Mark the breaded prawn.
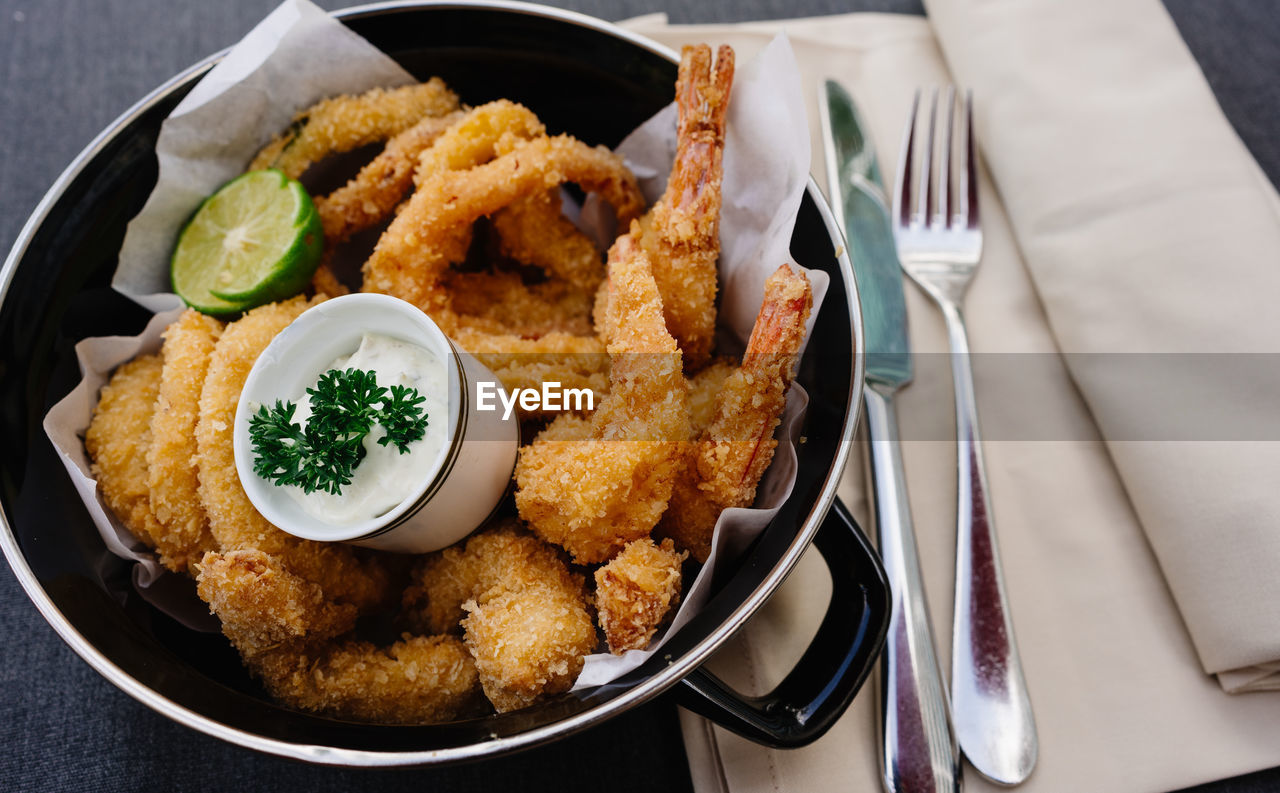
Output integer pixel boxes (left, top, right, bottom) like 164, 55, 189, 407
249, 80, 460, 178
195, 296, 392, 611
657, 264, 812, 562
515, 232, 691, 563
85, 355, 169, 564
594, 538, 686, 653
597, 45, 733, 371
146, 309, 222, 573
403, 523, 596, 712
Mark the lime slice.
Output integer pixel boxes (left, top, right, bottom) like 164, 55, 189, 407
171, 169, 323, 315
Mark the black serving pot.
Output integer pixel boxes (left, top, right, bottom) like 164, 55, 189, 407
0, 1, 887, 765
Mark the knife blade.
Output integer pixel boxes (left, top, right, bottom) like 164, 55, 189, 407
820, 79, 961, 793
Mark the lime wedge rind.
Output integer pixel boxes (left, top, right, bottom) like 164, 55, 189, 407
170, 169, 323, 316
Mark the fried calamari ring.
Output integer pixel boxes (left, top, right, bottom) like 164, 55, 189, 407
249, 80, 460, 178
253, 635, 483, 724
414, 103, 606, 306
492, 189, 605, 294
198, 549, 482, 724
413, 99, 545, 179
594, 538, 686, 654
361, 133, 645, 315
442, 267, 594, 338
85, 355, 170, 565
314, 109, 466, 246
515, 233, 691, 564
144, 309, 223, 573
195, 296, 392, 611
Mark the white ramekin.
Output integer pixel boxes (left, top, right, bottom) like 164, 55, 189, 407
233, 293, 518, 553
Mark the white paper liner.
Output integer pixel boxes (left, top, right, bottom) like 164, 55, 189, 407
43, 0, 831, 688
113, 0, 416, 312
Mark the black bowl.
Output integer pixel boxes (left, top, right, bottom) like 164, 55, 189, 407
0, 1, 887, 764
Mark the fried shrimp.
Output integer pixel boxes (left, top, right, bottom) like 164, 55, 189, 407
195, 296, 392, 611
631, 45, 734, 372
145, 309, 222, 572
361, 133, 644, 315
594, 538, 687, 654
198, 549, 482, 724
85, 355, 168, 563
314, 109, 466, 246
515, 233, 691, 564
402, 523, 596, 712
249, 80, 460, 178
687, 359, 736, 435
657, 264, 812, 562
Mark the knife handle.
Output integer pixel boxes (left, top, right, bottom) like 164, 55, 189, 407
865, 386, 961, 793
942, 303, 1037, 784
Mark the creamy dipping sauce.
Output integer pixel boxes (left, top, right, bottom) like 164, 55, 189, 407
275, 332, 449, 526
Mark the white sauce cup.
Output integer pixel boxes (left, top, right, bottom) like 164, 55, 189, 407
233, 293, 519, 553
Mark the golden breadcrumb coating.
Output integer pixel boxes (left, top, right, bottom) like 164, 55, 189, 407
361, 133, 644, 316
85, 354, 167, 562
492, 188, 605, 294
515, 233, 691, 564
657, 264, 812, 562
404, 523, 596, 712
196, 549, 357, 659
253, 635, 484, 724
198, 548, 482, 724
249, 80, 460, 178
195, 296, 392, 611
594, 538, 687, 653
315, 109, 466, 246
146, 309, 222, 573
637, 45, 734, 371
414, 100, 545, 178
687, 359, 736, 435
442, 267, 594, 339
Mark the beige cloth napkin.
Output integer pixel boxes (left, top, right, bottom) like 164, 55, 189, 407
622, 2, 1280, 791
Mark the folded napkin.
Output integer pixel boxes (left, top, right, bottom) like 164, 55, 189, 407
623, 2, 1280, 791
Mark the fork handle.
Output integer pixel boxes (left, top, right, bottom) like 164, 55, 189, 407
940, 303, 1038, 785
865, 386, 961, 793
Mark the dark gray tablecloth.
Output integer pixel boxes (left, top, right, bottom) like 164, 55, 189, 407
1, 1, 1277, 791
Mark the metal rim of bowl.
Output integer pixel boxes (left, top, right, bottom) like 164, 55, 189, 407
0, 0, 866, 766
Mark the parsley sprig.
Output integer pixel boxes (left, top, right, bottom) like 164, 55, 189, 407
248, 368, 429, 496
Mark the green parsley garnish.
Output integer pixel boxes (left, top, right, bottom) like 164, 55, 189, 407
248, 367, 429, 496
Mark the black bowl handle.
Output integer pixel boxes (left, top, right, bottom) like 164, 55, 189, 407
675, 498, 891, 748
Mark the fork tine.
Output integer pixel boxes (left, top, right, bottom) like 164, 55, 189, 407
936, 86, 956, 228
915, 87, 937, 225
894, 89, 920, 227
958, 89, 979, 229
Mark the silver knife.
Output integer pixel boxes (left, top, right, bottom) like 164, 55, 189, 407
820, 79, 961, 793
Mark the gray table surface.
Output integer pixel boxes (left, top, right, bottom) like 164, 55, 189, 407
1, 1, 1277, 791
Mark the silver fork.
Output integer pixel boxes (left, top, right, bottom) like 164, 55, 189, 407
892, 87, 1038, 786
